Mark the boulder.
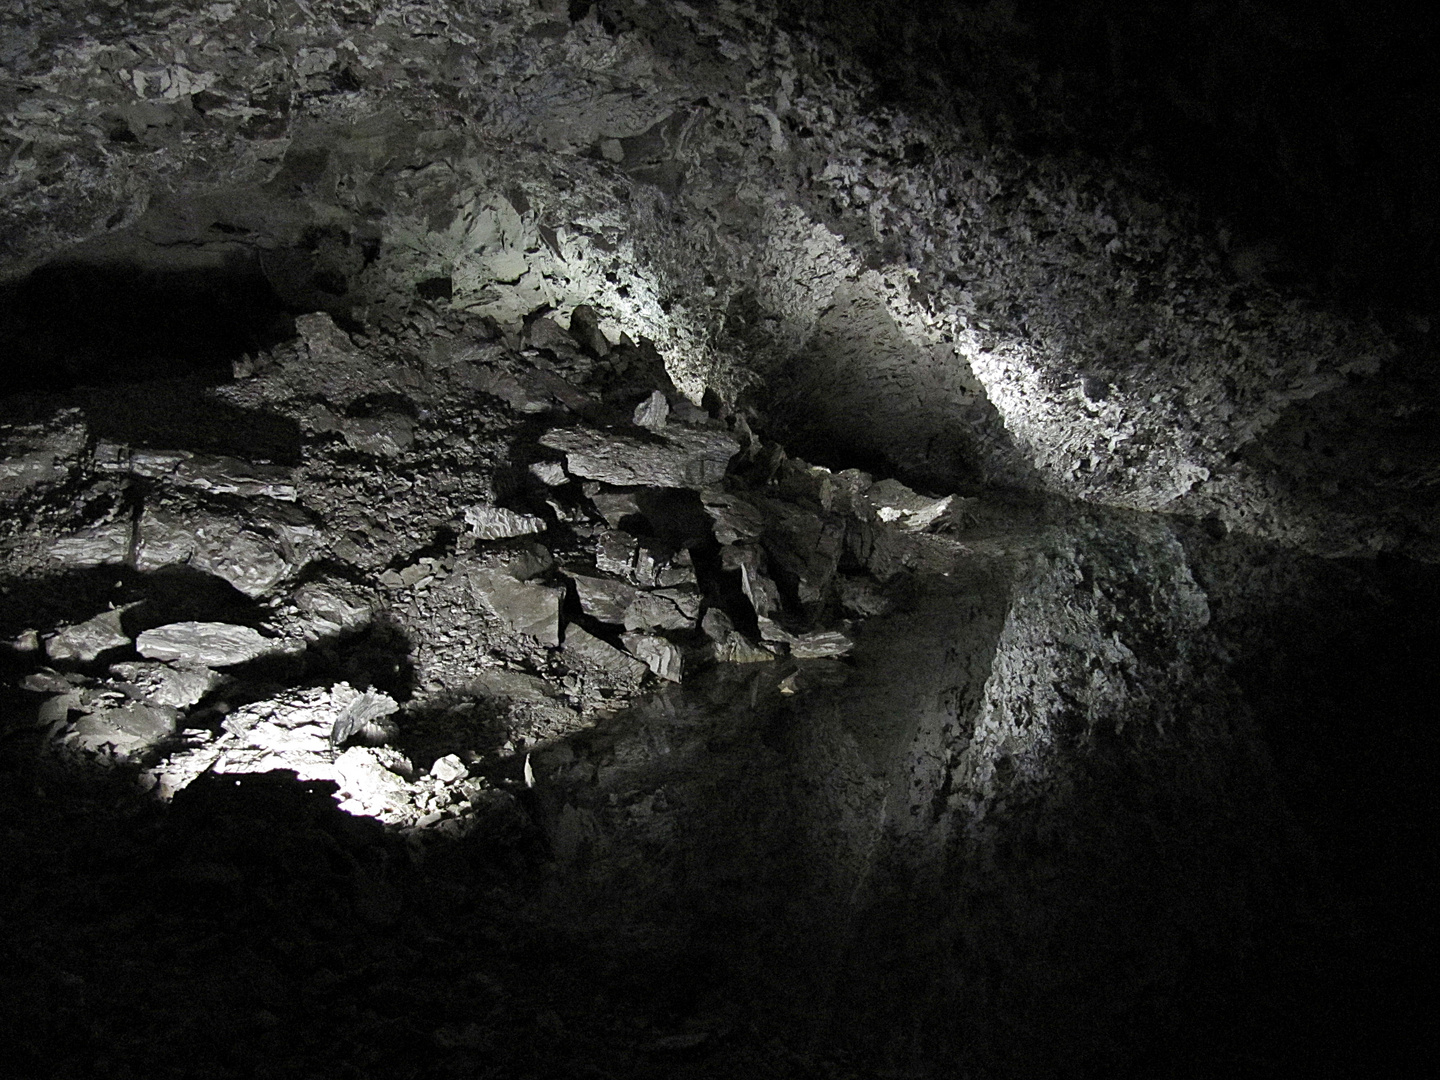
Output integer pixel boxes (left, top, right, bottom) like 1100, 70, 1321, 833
463, 504, 547, 540
622, 631, 684, 683
136, 622, 271, 667
540, 424, 739, 489
469, 568, 563, 646
45, 608, 131, 663
109, 661, 222, 709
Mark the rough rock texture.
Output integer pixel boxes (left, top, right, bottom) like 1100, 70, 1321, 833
0, 3, 1433, 1080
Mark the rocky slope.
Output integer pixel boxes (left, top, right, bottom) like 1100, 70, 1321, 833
1, 2, 1434, 1078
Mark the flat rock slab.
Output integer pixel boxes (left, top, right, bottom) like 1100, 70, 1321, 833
622, 631, 684, 682
561, 625, 648, 685
46, 609, 131, 663
541, 424, 739, 489
136, 622, 271, 667
469, 568, 563, 646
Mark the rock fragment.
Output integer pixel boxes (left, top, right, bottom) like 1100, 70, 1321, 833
561, 625, 649, 685
136, 622, 271, 667
430, 754, 468, 783
464, 504, 547, 539
632, 390, 670, 431
48, 523, 131, 567
109, 662, 222, 709
540, 425, 739, 489
468, 566, 563, 645
788, 629, 855, 659
567, 304, 611, 357
45, 608, 132, 663
622, 631, 684, 682
67, 701, 179, 758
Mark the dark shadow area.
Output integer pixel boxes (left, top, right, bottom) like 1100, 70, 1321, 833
775, 0, 1440, 319
0, 252, 296, 393
1177, 532, 1439, 1077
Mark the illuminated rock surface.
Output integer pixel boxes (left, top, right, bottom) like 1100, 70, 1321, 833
0, 3, 1434, 1079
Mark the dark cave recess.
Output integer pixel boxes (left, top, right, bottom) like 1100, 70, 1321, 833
0, 251, 296, 394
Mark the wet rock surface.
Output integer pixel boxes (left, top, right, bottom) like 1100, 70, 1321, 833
0, 3, 1433, 1079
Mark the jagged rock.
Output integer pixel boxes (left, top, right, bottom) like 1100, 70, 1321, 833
561, 625, 648, 685
0, 411, 86, 496
66, 700, 179, 759
48, 522, 131, 567
788, 629, 855, 660
45, 608, 131, 663
567, 304, 611, 357
700, 608, 776, 664
463, 504, 547, 540
722, 544, 786, 638
529, 461, 568, 486
468, 566, 563, 646
134, 508, 315, 599
838, 576, 892, 618
92, 444, 297, 500
632, 390, 670, 431
540, 425, 739, 489
136, 622, 271, 667
526, 315, 580, 355
589, 491, 643, 530
569, 573, 698, 631
702, 491, 767, 545
290, 580, 374, 638
430, 754, 468, 783
109, 662, 222, 709
330, 686, 400, 752
622, 631, 684, 683
861, 478, 961, 531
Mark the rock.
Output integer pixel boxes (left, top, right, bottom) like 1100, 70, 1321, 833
92, 444, 296, 500
722, 544, 785, 633
463, 504, 547, 540
0, 411, 86, 497
48, 523, 131, 567
10, 629, 42, 654
632, 390, 670, 430
45, 608, 131, 663
136, 622, 271, 667
702, 491, 767, 545
340, 412, 416, 456
135, 508, 313, 599
330, 685, 400, 752
291, 580, 374, 638
701, 607, 776, 664
561, 625, 649, 685
862, 478, 959, 531
529, 461, 568, 486
67, 701, 179, 758
789, 629, 855, 659
621, 631, 684, 682
109, 662, 222, 709
567, 304, 611, 357
569, 573, 698, 631
430, 754, 468, 783
468, 567, 563, 646
540, 425, 739, 489
526, 315, 580, 354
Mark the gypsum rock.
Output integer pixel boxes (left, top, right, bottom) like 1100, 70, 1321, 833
330, 687, 401, 754
91, 443, 297, 500
540, 424, 739, 489
621, 631, 684, 683
569, 573, 699, 632
561, 625, 649, 687
136, 622, 271, 667
109, 662, 222, 709
45, 608, 131, 663
467, 566, 564, 646
463, 504, 548, 540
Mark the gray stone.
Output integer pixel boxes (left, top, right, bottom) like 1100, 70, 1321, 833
622, 631, 684, 682
330, 687, 400, 752
703, 491, 767, 545
570, 573, 636, 624
291, 580, 374, 638
540, 425, 739, 489
109, 661, 222, 709
570, 573, 698, 631
135, 509, 307, 599
46, 609, 131, 663
136, 622, 271, 667
67, 701, 179, 758
529, 461, 568, 486
596, 528, 641, 574
469, 568, 563, 645
464, 504, 547, 540
93, 444, 296, 500
862, 478, 959, 531
562, 625, 649, 685
789, 629, 855, 659
632, 390, 670, 431
49, 523, 130, 568
0, 412, 86, 496
567, 304, 612, 357
430, 754, 468, 783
